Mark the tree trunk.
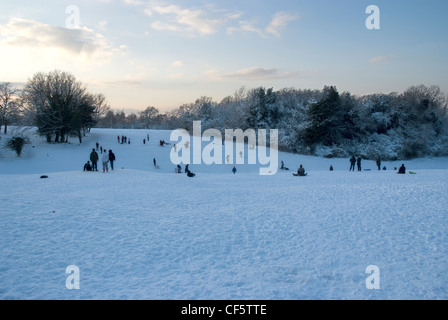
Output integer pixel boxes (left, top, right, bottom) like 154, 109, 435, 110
78, 130, 82, 143
4, 119, 7, 134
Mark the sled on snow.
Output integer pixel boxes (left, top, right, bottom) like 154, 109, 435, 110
292, 173, 308, 177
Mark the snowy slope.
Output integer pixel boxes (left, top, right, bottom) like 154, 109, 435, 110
0, 128, 447, 300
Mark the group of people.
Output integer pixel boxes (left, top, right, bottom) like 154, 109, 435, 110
279, 158, 408, 176
349, 156, 363, 171
118, 135, 130, 144
85, 135, 410, 177
84, 148, 116, 172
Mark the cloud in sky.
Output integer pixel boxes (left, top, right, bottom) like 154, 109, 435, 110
227, 12, 299, 38
265, 12, 300, 37
369, 55, 396, 64
0, 18, 123, 64
207, 67, 302, 81
172, 60, 184, 67
144, 3, 227, 36
124, 1, 297, 38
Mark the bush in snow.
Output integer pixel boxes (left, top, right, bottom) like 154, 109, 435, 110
6, 135, 28, 157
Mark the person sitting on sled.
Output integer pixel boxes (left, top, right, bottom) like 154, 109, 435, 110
83, 161, 92, 171
297, 165, 306, 176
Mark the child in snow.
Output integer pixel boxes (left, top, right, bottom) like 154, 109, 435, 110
83, 161, 92, 171
102, 150, 109, 172
232, 166, 236, 174
108, 150, 116, 171
357, 156, 362, 171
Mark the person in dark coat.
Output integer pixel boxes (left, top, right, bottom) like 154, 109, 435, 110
153, 158, 157, 167
83, 161, 92, 171
185, 164, 195, 177
398, 164, 406, 174
330, 165, 334, 171
349, 156, 356, 171
108, 150, 116, 171
232, 166, 236, 174
90, 148, 99, 171
376, 157, 381, 171
297, 165, 306, 176
357, 156, 362, 171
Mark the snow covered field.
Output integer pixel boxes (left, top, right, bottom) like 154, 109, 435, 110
1, 128, 447, 300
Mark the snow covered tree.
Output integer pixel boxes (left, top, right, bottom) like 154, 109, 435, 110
247, 87, 277, 129
303, 86, 346, 147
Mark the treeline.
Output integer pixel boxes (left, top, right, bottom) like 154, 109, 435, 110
96, 85, 448, 160
3, 70, 448, 160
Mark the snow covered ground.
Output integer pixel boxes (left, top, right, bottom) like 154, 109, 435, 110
0, 127, 447, 299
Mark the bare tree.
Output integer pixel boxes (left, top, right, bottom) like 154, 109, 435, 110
0, 82, 21, 134
139, 106, 159, 129
23, 70, 109, 143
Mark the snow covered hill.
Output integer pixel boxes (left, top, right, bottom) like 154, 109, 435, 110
0, 128, 447, 299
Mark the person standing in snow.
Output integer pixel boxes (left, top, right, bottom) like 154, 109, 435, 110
102, 149, 109, 172
376, 157, 381, 171
232, 166, 237, 174
90, 148, 99, 171
357, 156, 362, 171
349, 156, 356, 171
397, 164, 406, 174
153, 158, 157, 167
108, 150, 116, 171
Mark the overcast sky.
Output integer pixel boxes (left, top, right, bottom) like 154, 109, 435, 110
0, 0, 447, 112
